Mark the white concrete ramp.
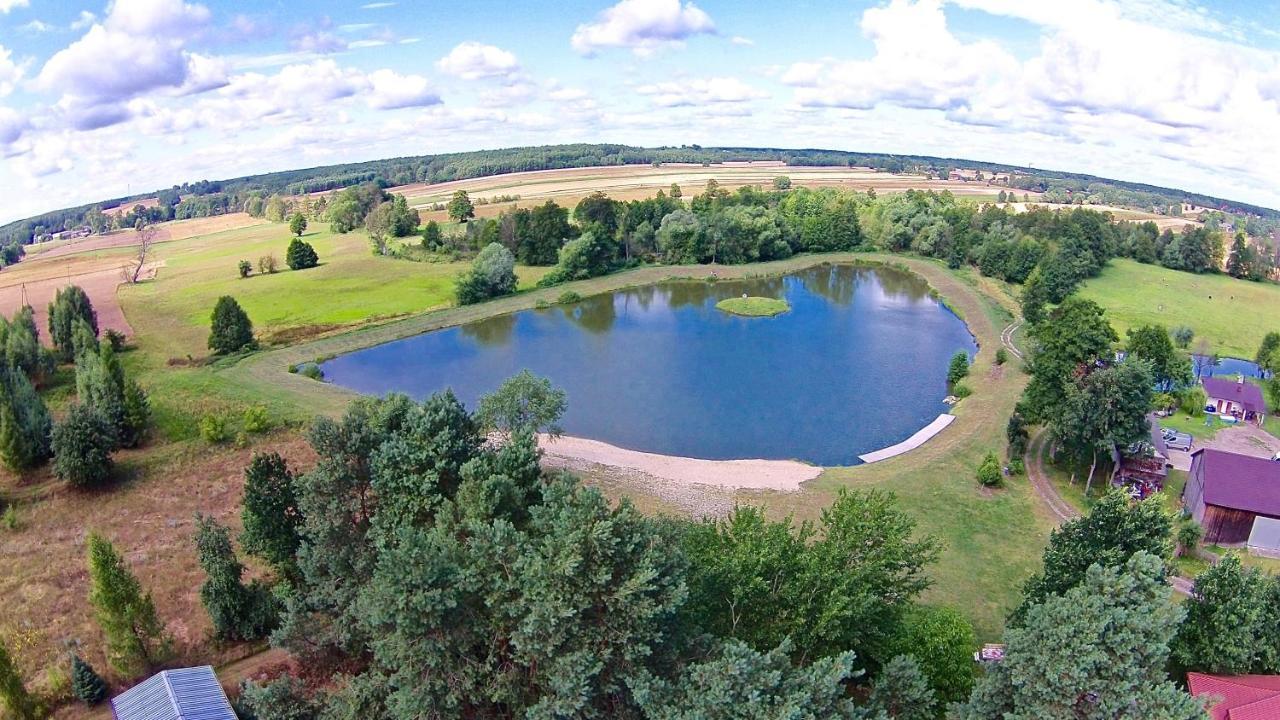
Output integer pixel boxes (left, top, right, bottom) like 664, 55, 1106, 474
858, 414, 955, 464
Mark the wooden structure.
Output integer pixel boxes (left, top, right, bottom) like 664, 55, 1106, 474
1184, 449, 1280, 554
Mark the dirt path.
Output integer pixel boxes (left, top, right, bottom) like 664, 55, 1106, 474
1024, 428, 1191, 596
1001, 321, 1025, 361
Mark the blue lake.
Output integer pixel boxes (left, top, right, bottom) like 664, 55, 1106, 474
321, 264, 977, 465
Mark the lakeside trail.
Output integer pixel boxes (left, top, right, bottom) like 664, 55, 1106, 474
1025, 429, 1193, 596
537, 435, 822, 491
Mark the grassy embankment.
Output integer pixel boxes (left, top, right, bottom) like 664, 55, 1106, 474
715, 296, 790, 317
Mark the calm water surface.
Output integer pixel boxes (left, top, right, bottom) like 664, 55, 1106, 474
321, 265, 976, 465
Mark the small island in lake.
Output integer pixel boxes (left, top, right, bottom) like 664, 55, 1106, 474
716, 296, 790, 317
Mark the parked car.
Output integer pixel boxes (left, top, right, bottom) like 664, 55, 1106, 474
1166, 432, 1192, 451
1204, 404, 1217, 413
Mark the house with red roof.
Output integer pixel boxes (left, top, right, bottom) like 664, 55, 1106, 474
1184, 449, 1280, 556
1202, 376, 1267, 424
1188, 672, 1280, 720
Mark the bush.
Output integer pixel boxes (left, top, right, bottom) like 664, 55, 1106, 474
103, 329, 127, 352
258, 255, 278, 274
1177, 519, 1203, 555
952, 383, 972, 399
298, 363, 324, 381
51, 405, 115, 488
1008, 456, 1025, 475
285, 238, 318, 270
70, 655, 107, 706
238, 260, 252, 278
557, 290, 582, 304
887, 605, 977, 706
243, 404, 269, 434
995, 347, 1008, 365
208, 296, 254, 355
456, 243, 517, 305
977, 451, 1003, 487
200, 414, 231, 444
947, 351, 970, 385
1172, 325, 1194, 349
1179, 386, 1208, 416
2, 503, 17, 531
1006, 412, 1029, 456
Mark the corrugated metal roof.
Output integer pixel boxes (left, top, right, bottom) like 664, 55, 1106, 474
111, 667, 237, 720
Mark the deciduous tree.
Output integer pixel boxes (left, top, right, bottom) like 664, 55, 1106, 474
455, 243, 517, 305
446, 190, 474, 223
0, 637, 37, 720
476, 369, 567, 438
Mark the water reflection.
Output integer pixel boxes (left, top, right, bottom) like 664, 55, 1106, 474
322, 264, 974, 465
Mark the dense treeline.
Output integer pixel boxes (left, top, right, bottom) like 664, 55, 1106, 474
5, 143, 1275, 247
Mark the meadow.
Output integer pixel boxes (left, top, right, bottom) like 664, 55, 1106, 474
1079, 258, 1280, 359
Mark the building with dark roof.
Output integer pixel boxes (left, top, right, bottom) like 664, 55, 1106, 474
1184, 448, 1280, 555
1188, 672, 1280, 720
1202, 376, 1267, 424
110, 666, 237, 720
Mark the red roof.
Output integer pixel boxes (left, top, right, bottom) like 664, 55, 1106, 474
1188, 673, 1280, 720
1193, 449, 1280, 516
1203, 377, 1266, 414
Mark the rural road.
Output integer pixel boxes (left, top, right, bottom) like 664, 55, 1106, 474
1000, 320, 1024, 361
1025, 428, 1193, 597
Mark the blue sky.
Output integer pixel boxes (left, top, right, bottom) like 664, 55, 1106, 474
1, 0, 1279, 223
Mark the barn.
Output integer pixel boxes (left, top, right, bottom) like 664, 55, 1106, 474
110, 666, 237, 720
1183, 448, 1280, 556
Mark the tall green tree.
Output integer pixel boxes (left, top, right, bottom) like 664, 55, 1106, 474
1019, 266, 1049, 326
0, 637, 37, 720
446, 190, 475, 223
455, 243, 517, 305
888, 605, 976, 707
0, 366, 52, 471
1172, 554, 1277, 675
681, 491, 939, 668
476, 369, 567, 438
87, 533, 169, 676
194, 515, 278, 641
946, 352, 969, 386
289, 212, 307, 237
1022, 297, 1118, 424
1125, 324, 1191, 390
1256, 332, 1280, 371
1014, 490, 1173, 621
240, 452, 302, 579
629, 640, 865, 720
48, 285, 98, 362
52, 405, 116, 487
953, 553, 1205, 720
1052, 359, 1154, 496
208, 296, 254, 354
285, 238, 319, 270
868, 655, 936, 720
421, 220, 442, 250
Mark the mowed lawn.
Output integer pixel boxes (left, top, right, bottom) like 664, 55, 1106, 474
121, 222, 551, 360
1079, 259, 1280, 359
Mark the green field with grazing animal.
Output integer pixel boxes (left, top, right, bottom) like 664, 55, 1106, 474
1079, 258, 1280, 359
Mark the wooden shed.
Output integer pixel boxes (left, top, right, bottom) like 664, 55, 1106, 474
1184, 449, 1280, 554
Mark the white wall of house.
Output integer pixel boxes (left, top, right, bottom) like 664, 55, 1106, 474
1248, 517, 1280, 557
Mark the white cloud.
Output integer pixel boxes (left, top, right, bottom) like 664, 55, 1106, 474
0, 106, 26, 144
436, 42, 520, 80
70, 10, 96, 30
0, 0, 29, 13
366, 68, 441, 110
637, 76, 767, 107
361, 2, 395, 7
290, 31, 346, 54
0, 45, 23, 97
35, 0, 216, 126
730, 35, 754, 46
20, 19, 54, 32
572, 0, 716, 57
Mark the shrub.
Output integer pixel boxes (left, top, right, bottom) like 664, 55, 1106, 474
51, 405, 115, 488
1172, 325, 1194, 349
1008, 456, 1025, 475
1006, 412, 1029, 456
120, 380, 151, 448
243, 404, 269, 434
947, 351, 970, 385
238, 260, 252, 278
1179, 386, 1208, 416
209, 296, 254, 354
557, 290, 582, 304
70, 655, 107, 706
995, 347, 1008, 365
887, 605, 977, 706
0, 638, 38, 720
2, 503, 16, 531
103, 329, 127, 352
1177, 519, 1203, 555
200, 415, 230, 444
285, 238, 318, 270
952, 383, 972, 399
456, 243, 517, 305
299, 363, 324, 381
258, 255, 278, 274
977, 451, 1003, 487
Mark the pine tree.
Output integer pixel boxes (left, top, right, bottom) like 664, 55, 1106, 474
208, 296, 254, 354
0, 637, 38, 720
0, 366, 52, 472
947, 351, 969, 385
87, 533, 169, 676
75, 346, 125, 444
194, 515, 278, 641
48, 285, 98, 362
867, 655, 936, 720
70, 654, 108, 706
240, 452, 301, 578
120, 379, 150, 448
285, 238, 318, 270
71, 316, 99, 360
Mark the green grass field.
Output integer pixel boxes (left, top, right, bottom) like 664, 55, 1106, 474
1079, 259, 1280, 359
715, 296, 789, 317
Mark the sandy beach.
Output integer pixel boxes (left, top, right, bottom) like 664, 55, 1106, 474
537, 434, 822, 491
